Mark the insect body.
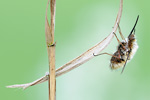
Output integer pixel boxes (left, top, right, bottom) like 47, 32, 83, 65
110, 41, 128, 70
111, 15, 139, 73
94, 15, 139, 73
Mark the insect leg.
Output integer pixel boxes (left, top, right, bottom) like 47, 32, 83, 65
93, 52, 120, 59
117, 23, 126, 41
121, 51, 130, 74
113, 32, 122, 44
113, 32, 126, 50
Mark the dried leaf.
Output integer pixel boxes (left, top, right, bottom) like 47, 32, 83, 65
6, 0, 123, 89
45, 0, 52, 45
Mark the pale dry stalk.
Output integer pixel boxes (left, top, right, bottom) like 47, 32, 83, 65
6, 0, 123, 90
45, 0, 56, 100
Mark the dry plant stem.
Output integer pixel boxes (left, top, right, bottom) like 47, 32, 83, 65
45, 0, 56, 100
6, 0, 123, 89
50, 0, 56, 100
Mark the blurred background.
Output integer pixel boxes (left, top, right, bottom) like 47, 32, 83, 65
0, 0, 149, 100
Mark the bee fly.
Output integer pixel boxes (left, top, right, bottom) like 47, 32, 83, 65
93, 15, 139, 73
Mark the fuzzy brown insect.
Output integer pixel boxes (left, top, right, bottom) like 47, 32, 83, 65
94, 15, 139, 73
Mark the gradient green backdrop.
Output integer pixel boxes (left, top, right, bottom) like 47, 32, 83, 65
0, 0, 149, 100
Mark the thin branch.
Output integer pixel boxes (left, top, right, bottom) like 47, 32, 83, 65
45, 0, 56, 100
6, 0, 123, 89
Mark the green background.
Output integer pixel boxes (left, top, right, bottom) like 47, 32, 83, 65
0, 0, 149, 100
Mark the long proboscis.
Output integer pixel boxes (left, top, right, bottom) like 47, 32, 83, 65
128, 15, 139, 37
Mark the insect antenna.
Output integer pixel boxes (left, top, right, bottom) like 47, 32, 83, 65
121, 51, 130, 74
128, 15, 139, 37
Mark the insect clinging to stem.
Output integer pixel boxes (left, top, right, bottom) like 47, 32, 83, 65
93, 15, 139, 73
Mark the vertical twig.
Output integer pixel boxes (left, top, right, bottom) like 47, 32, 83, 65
45, 0, 56, 100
